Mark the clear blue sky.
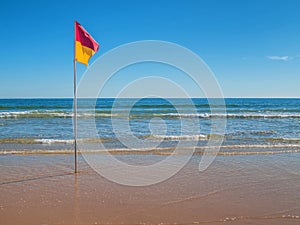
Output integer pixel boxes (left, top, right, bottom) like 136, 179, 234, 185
0, 0, 299, 98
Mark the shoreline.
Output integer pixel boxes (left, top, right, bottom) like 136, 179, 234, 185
0, 145, 299, 156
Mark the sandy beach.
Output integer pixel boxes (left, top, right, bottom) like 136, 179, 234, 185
1, 152, 299, 225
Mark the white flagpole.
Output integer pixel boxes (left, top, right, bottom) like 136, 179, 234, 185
73, 21, 78, 173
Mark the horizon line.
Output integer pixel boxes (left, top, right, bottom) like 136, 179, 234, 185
0, 97, 299, 99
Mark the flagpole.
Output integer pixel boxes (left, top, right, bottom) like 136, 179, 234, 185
73, 21, 99, 173
73, 21, 78, 173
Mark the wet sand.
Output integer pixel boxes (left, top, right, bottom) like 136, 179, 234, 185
0, 152, 299, 225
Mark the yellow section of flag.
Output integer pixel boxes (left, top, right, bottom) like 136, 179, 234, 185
75, 41, 96, 66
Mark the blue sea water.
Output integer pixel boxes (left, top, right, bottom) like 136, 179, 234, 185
0, 98, 299, 153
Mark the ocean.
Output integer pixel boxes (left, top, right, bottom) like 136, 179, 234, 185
0, 98, 299, 154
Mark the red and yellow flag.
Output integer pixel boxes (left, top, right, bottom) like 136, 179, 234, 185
75, 21, 99, 66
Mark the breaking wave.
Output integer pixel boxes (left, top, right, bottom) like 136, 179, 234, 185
1, 110, 300, 119
158, 113, 300, 119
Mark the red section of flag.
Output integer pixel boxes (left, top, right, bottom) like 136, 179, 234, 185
75, 21, 99, 52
